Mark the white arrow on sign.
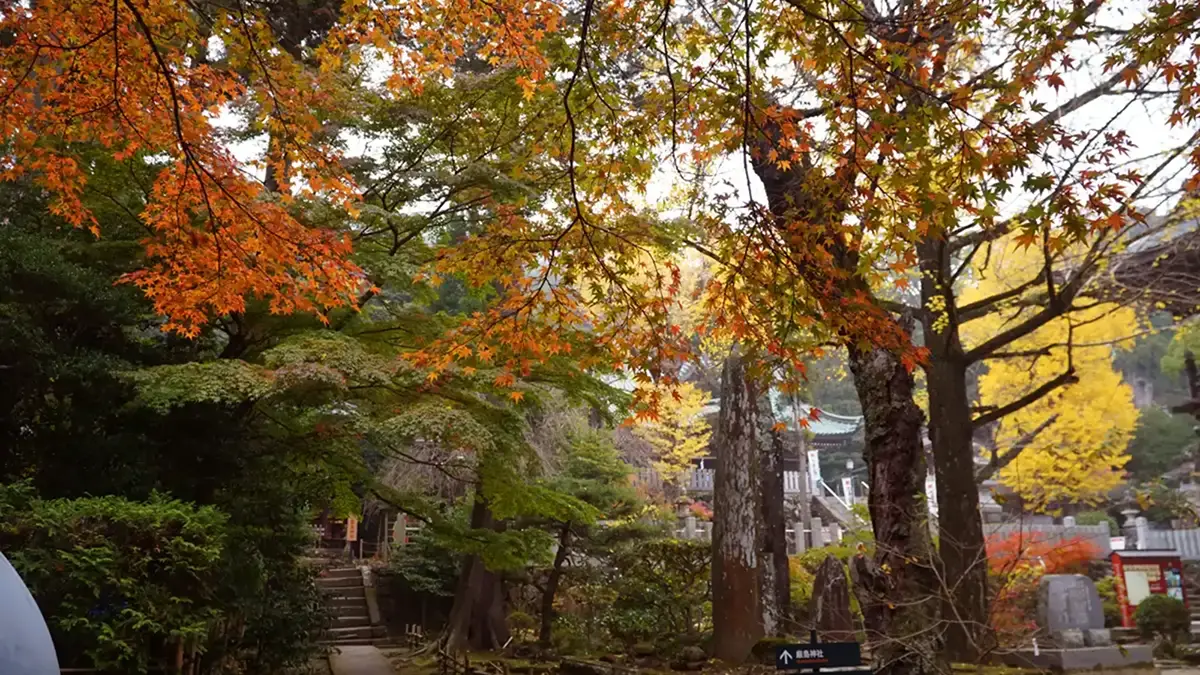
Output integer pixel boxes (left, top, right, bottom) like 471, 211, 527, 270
779, 650, 793, 665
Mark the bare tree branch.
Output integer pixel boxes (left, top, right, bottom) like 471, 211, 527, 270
975, 414, 1060, 483
971, 370, 1077, 429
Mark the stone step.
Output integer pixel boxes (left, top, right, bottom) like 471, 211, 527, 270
333, 615, 372, 629
1111, 627, 1137, 644
325, 625, 387, 642
322, 567, 363, 580
332, 604, 369, 618
317, 576, 364, 590
329, 595, 369, 609
319, 636, 378, 647
322, 586, 366, 600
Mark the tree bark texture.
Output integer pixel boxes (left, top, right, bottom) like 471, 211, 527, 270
538, 521, 572, 647
751, 113, 944, 675
848, 344, 944, 675
711, 348, 764, 663
919, 239, 992, 662
446, 493, 511, 652
758, 397, 790, 635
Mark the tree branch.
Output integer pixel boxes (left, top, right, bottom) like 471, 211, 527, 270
971, 369, 1077, 429
975, 414, 1060, 483
958, 269, 1047, 323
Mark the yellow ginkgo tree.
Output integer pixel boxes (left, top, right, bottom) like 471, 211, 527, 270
631, 381, 713, 487
962, 237, 1140, 511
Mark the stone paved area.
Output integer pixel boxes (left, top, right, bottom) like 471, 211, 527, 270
329, 645, 396, 675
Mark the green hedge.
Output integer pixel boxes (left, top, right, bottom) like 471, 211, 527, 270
0, 482, 326, 673
0, 483, 226, 671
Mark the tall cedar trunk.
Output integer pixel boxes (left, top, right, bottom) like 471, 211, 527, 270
538, 521, 572, 647
848, 344, 944, 675
712, 348, 764, 662
919, 239, 992, 661
446, 492, 510, 652
759, 397, 790, 635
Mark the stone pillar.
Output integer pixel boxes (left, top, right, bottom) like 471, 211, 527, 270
1135, 517, 1150, 550
812, 516, 825, 548
829, 521, 842, 544
393, 514, 407, 547
793, 521, 807, 553
1063, 515, 1076, 528
1121, 508, 1139, 548
685, 515, 697, 540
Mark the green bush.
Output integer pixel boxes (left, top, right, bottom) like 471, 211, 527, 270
0, 482, 326, 674
0, 483, 228, 673
603, 537, 711, 648
1134, 594, 1190, 642
548, 534, 711, 654
1076, 510, 1120, 535
1094, 577, 1122, 627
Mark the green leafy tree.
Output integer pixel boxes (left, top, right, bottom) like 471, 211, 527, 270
537, 426, 641, 646
1126, 408, 1197, 482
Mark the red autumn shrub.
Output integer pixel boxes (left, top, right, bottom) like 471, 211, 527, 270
986, 532, 1099, 645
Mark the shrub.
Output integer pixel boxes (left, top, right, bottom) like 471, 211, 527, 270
1075, 510, 1120, 535
987, 533, 1099, 645
1094, 576, 1122, 627
603, 537, 711, 647
1134, 594, 1190, 642
0, 481, 326, 674
0, 483, 228, 673
548, 534, 710, 654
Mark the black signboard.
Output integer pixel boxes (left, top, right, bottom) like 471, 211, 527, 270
775, 642, 862, 670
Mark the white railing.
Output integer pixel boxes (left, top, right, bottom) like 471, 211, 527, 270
818, 479, 851, 510
674, 515, 840, 553
642, 468, 855, 499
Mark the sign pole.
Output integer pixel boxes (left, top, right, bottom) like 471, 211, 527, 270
809, 630, 819, 675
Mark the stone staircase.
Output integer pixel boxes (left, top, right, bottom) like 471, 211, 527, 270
318, 567, 387, 646
813, 493, 857, 530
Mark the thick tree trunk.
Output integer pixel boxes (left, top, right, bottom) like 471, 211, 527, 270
538, 521, 572, 647
712, 347, 764, 663
759, 398, 790, 635
848, 344, 944, 675
925, 356, 992, 660
919, 240, 992, 662
446, 493, 510, 653
750, 110, 943, 674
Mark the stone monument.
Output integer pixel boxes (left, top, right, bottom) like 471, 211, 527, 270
1036, 573, 1110, 647
808, 555, 855, 641
0, 551, 59, 674
998, 574, 1153, 671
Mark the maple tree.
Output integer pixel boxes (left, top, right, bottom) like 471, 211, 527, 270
0, 0, 565, 337
11, 0, 1200, 669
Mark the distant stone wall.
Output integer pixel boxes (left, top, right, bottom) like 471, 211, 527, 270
984, 521, 1112, 558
